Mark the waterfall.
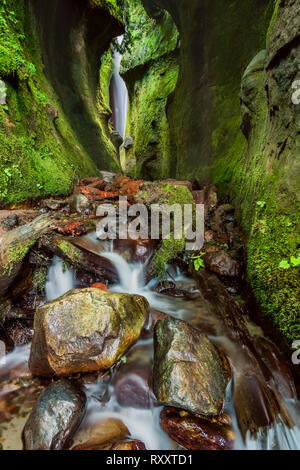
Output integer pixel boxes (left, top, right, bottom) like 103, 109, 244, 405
111, 35, 128, 139
45, 256, 75, 302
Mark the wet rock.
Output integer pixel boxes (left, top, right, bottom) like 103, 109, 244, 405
110, 130, 123, 149
159, 288, 189, 298
133, 239, 158, 262
42, 199, 68, 211
70, 194, 91, 214
111, 440, 146, 450
1, 213, 19, 230
99, 170, 120, 185
160, 407, 234, 450
204, 250, 240, 277
155, 281, 176, 293
39, 234, 118, 284
22, 379, 86, 450
192, 270, 297, 438
154, 317, 230, 417
112, 345, 156, 408
56, 221, 87, 237
7, 322, 33, 346
123, 135, 134, 150
149, 310, 170, 332
29, 288, 150, 377
73, 418, 129, 450
0, 214, 50, 297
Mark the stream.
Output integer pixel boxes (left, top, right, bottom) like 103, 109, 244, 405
0, 231, 299, 450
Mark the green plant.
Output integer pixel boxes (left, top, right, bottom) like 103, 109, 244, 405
190, 252, 205, 271
279, 254, 300, 270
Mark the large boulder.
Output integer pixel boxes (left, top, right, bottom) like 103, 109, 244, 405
153, 317, 230, 417
22, 379, 86, 450
29, 288, 150, 377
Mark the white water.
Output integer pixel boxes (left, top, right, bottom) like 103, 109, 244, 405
45, 256, 75, 301
112, 35, 128, 138
1, 239, 300, 450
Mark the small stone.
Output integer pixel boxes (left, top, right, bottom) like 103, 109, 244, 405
160, 407, 234, 450
204, 250, 240, 277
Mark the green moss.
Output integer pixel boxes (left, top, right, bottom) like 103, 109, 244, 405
4, 239, 34, 275
151, 237, 185, 278
124, 55, 179, 179
266, 0, 280, 42
57, 240, 82, 265
136, 182, 195, 277
213, 6, 300, 344
33, 267, 47, 294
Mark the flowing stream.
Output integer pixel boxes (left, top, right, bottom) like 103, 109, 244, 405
1, 236, 299, 450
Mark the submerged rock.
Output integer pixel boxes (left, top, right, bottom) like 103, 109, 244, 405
112, 345, 156, 409
22, 379, 86, 450
153, 317, 230, 417
160, 407, 234, 450
29, 288, 150, 377
204, 250, 240, 277
73, 418, 129, 450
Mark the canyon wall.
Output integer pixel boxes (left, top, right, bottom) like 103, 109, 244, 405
0, 0, 123, 206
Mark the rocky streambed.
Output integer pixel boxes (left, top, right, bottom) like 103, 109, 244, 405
0, 173, 299, 451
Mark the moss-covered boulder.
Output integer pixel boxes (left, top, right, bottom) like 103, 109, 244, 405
29, 288, 150, 377
135, 181, 195, 277
153, 317, 231, 417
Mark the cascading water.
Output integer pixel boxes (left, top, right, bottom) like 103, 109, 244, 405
1, 236, 300, 450
45, 256, 75, 302
111, 35, 128, 139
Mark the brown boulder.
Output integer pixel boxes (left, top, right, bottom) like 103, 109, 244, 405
29, 289, 150, 377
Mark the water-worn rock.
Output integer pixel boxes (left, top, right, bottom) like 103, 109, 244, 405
22, 379, 86, 450
204, 250, 240, 277
160, 407, 234, 450
0, 214, 50, 297
153, 317, 230, 417
112, 345, 156, 408
29, 288, 150, 377
70, 194, 91, 214
111, 440, 146, 450
73, 418, 129, 450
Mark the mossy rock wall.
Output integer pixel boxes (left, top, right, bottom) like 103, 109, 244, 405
153, 0, 299, 344
119, 0, 179, 179
154, 0, 274, 182
0, 0, 123, 207
214, 0, 300, 344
